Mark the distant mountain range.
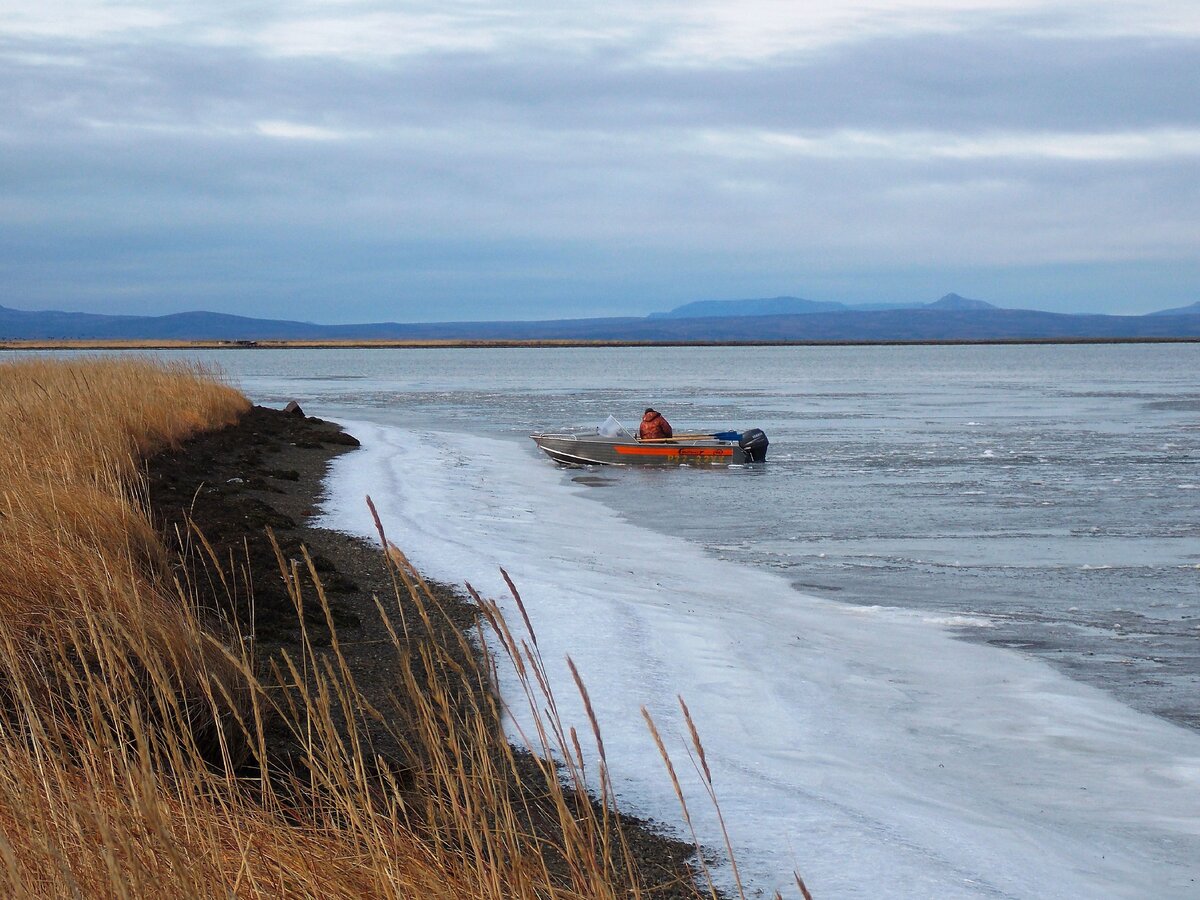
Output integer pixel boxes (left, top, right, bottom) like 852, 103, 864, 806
649, 292, 998, 318
2, 294, 1198, 343
1145, 300, 1200, 317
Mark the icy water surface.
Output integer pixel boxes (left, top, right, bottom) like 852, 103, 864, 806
185, 343, 1200, 730
60, 342, 1200, 896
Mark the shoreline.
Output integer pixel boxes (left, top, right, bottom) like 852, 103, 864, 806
320, 414, 1200, 897
145, 403, 706, 898
5, 335, 1200, 351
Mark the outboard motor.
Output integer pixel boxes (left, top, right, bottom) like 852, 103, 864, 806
738, 428, 769, 462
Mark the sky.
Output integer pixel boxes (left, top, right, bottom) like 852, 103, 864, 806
1, 1, 1198, 322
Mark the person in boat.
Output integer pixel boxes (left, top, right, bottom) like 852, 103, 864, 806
638, 408, 673, 440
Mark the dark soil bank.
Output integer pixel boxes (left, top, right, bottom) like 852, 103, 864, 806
146, 404, 702, 897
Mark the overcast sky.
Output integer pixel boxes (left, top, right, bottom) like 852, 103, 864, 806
1, 1, 1197, 322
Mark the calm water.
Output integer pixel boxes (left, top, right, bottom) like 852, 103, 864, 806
157, 344, 1200, 728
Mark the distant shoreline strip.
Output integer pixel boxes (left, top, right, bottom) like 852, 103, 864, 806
3, 336, 1200, 350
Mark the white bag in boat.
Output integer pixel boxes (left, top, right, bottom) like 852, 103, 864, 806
598, 415, 631, 438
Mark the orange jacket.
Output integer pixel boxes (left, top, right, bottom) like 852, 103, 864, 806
638, 410, 673, 440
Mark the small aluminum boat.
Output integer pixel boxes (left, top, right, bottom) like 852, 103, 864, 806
531, 416, 768, 467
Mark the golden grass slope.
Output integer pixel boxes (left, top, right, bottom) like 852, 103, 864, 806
0, 358, 245, 654
0, 358, 500, 897
0, 356, 801, 899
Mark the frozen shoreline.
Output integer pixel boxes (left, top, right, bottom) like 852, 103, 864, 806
319, 418, 1200, 898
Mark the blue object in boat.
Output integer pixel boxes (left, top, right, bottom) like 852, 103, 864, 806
713, 431, 741, 441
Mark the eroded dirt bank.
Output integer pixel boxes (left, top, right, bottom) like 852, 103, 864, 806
146, 403, 704, 898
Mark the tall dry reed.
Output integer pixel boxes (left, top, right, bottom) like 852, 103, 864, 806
0, 358, 251, 755
0, 356, 796, 898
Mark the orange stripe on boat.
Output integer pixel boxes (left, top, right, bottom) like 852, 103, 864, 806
615, 445, 734, 457
616, 445, 681, 456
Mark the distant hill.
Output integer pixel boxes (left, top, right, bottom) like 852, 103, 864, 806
648, 296, 847, 318
4, 299, 1200, 343
652, 291, 1001, 319
0, 305, 331, 341
1147, 301, 1200, 316
847, 302, 929, 311
925, 293, 998, 311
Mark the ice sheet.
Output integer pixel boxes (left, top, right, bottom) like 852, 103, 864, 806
319, 420, 1200, 899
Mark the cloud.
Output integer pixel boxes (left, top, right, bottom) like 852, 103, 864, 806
704, 128, 1200, 162
254, 120, 363, 141
4, 0, 1200, 62
0, 1, 1197, 319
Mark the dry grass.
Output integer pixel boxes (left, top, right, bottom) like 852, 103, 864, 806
0, 356, 799, 899
0, 358, 250, 759
0, 339, 670, 350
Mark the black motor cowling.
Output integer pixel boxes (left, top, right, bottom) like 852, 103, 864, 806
738, 428, 769, 462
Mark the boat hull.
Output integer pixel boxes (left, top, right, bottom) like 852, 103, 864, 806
530, 434, 756, 466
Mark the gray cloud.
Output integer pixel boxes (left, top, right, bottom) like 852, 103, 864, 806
1, 17, 1198, 320
8, 30, 1197, 133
